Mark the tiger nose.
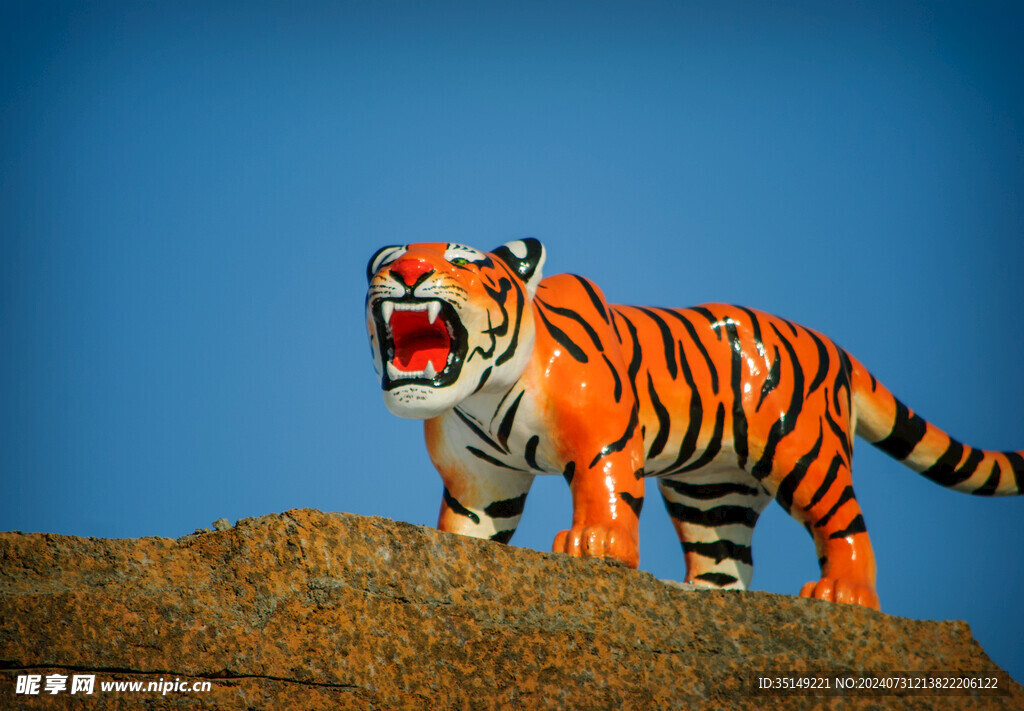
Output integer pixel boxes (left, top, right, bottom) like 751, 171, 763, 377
389, 258, 435, 288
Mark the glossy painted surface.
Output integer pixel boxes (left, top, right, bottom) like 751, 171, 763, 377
366, 239, 1023, 611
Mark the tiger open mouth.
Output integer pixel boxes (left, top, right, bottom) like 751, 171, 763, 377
373, 298, 468, 390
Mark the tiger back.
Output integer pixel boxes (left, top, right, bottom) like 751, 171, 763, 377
365, 238, 1023, 610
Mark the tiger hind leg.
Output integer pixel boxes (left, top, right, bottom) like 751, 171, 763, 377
658, 471, 772, 590
761, 434, 880, 609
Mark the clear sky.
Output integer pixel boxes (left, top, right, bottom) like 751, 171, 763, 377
3, 0, 1022, 684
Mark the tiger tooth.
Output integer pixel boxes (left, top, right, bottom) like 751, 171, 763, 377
427, 301, 441, 325
386, 361, 402, 380
424, 361, 436, 379
381, 301, 394, 324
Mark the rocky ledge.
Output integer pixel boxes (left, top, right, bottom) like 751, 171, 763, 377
1, 508, 1019, 709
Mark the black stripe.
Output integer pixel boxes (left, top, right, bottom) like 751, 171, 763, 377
443, 488, 480, 524
920, 439, 976, 489
804, 454, 844, 512
646, 372, 671, 459
756, 346, 781, 412
589, 405, 640, 469
814, 485, 854, 529
562, 461, 576, 485
721, 317, 749, 470
638, 307, 678, 379
975, 461, 1001, 496
751, 323, 805, 481
736, 306, 766, 359
954, 446, 985, 482
775, 424, 824, 515
779, 317, 800, 338
834, 349, 854, 415
571, 274, 610, 324
490, 529, 515, 543
1006, 451, 1024, 494
662, 309, 720, 394
649, 340, 703, 476
496, 391, 524, 452
465, 446, 525, 471
660, 479, 759, 499
694, 572, 739, 587
536, 297, 604, 353
602, 352, 623, 403
484, 493, 528, 519
664, 501, 759, 527
663, 402, 726, 476
610, 308, 623, 343
683, 539, 753, 565
619, 492, 644, 517
472, 366, 492, 394
490, 385, 518, 427
614, 310, 644, 399
535, 305, 588, 363
524, 435, 541, 470
873, 400, 927, 460
453, 407, 505, 454
496, 276, 525, 367
474, 276, 512, 364
690, 306, 721, 335
805, 328, 830, 396
828, 513, 867, 540
823, 396, 852, 463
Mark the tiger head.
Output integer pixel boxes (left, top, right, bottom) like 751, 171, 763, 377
365, 239, 546, 419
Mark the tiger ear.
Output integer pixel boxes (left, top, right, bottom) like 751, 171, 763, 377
366, 245, 404, 284
491, 238, 546, 297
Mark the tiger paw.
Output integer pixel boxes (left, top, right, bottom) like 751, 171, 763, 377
553, 525, 640, 568
800, 578, 880, 610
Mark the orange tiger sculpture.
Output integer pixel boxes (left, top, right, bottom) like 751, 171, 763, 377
365, 239, 1023, 609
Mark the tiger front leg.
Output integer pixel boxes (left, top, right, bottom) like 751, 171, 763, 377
426, 416, 536, 544
551, 424, 646, 569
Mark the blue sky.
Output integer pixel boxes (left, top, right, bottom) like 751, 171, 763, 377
3, 0, 1022, 684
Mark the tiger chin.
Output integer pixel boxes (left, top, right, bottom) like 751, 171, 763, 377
365, 238, 1023, 610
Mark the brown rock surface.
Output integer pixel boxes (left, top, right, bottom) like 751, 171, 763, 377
0, 508, 1019, 709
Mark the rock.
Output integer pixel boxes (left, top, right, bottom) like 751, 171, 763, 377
0, 509, 1019, 709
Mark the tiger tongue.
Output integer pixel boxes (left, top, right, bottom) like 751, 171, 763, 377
390, 309, 450, 374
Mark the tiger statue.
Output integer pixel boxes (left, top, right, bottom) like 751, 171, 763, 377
365, 238, 1022, 609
